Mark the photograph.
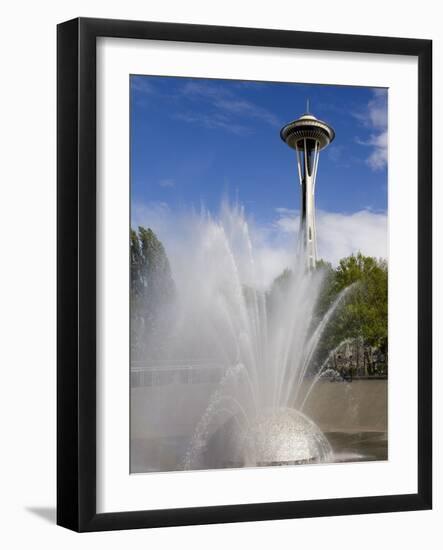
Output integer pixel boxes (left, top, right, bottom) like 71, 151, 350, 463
129, 75, 389, 474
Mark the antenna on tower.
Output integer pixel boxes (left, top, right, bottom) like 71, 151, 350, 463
306, 98, 310, 114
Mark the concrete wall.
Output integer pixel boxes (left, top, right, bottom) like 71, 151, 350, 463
303, 379, 387, 433
131, 379, 387, 439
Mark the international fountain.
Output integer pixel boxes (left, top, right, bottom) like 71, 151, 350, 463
174, 204, 351, 469
131, 110, 374, 471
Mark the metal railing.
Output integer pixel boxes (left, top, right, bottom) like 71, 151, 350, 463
130, 360, 227, 387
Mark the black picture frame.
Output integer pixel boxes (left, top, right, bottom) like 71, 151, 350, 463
57, 17, 432, 532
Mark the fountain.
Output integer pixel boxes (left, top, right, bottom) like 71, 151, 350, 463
137, 201, 349, 470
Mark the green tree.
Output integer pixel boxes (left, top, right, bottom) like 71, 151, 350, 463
130, 227, 175, 360
316, 252, 388, 370
269, 253, 388, 374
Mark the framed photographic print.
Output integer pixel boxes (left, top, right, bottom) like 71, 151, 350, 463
57, 17, 432, 531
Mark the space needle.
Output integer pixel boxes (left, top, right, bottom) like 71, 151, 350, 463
280, 105, 335, 269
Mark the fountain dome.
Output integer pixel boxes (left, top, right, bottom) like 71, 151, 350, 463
193, 407, 333, 469
241, 408, 332, 466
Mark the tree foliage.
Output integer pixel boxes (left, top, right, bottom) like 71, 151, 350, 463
270, 252, 388, 373
318, 253, 388, 352
130, 227, 175, 359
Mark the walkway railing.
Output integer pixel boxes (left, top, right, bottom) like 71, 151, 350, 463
130, 360, 227, 387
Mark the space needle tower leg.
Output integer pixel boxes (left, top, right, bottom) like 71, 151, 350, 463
296, 139, 321, 269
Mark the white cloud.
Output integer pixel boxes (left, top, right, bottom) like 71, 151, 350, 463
250, 244, 296, 289
178, 80, 280, 131
131, 201, 172, 233
366, 131, 388, 170
131, 77, 156, 95
131, 201, 296, 288
173, 111, 251, 136
274, 208, 387, 266
354, 90, 388, 171
132, 201, 387, 290
159, 178, 176, 188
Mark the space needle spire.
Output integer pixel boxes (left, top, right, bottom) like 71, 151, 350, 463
280, 108, 335, 270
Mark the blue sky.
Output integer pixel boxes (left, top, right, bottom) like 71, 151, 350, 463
130, 75, 388, 274
131, 76, 387, 223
